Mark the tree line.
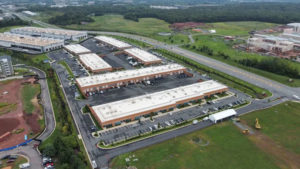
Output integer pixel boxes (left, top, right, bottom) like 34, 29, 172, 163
184, 44, 300, 79
28, 2, 300, 25
0, 16, 28, 28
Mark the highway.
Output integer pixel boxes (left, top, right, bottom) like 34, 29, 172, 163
2, 10, 300, 169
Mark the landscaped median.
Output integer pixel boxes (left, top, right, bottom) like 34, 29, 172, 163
153, 49, 271, 99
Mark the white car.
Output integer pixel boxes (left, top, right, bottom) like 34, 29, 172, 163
92, 160, 97, 169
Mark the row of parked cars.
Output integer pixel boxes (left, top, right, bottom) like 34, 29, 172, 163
43, 156, 54, 169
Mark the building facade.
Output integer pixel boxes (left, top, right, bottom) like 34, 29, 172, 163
79, 53, 113, 73
10, 27, 88, 41
89, 80, 228, 128
0, 33, 64, 53
76, 64, 187, 95
0, 55, 14, 77
94, 36, 132, 50
123, 48, 162, 65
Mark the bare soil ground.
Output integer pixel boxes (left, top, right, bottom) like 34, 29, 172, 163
0, 78, 42, 149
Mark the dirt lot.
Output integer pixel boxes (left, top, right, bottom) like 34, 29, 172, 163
0, 78, 42, 149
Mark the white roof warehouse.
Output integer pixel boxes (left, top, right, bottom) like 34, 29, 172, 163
76, 64, 187, 94
90, 80, 228, 127
64, 44, 91, 55
79, 53, 112, 73
95, 36, 132, 49
10, 27, 87, 41
124, 48, 162, 65
0, 33, 64, 52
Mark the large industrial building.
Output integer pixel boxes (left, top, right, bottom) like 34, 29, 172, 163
79, 53, 112, 73
0, 55, 14, 77
76, 64, 187, 95
0, 33, 64, 52
247, 34, 298, 53
247, 23, 300, 60
123, 48, 162, 65
89, 80, 228, 128
64, 44, 91, 55
10, 27, 87, 41
95, 36, 132, 50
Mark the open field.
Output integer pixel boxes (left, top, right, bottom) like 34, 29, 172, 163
66, 15, 171, 36
242, 101, 300, 155
210, 22, 278, 36
111, 122, 279, 169
21, 84, 41, 115
185, 35, 300, 86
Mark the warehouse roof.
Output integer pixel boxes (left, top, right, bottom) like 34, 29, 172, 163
64, 44, 91, 54
76, 63, 185, 87
11, 27, 87, 36
0, 33, 63, 47
91, 80, 228, 123
208, 109, 237, 123
79, 53, 112, 71
95, 36, 132, 49
287, 23, 300, 27
124, 48, 162, 63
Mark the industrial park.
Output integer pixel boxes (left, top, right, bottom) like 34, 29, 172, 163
0, 1, 300, 169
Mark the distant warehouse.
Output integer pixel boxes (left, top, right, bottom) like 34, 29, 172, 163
90, 80, 228, 128
0, 33, 64, 52
79, 53, 112, 73
76, 64, 187, 95
95, 36, 132, 50
10, 27, 87, 41
64, 44, 91, 55
123, 48, 162, 65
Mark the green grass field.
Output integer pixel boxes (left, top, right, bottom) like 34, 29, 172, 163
0, 102, 17, 115
21, 84, 41, 115
185, 35, 300, 86
111, 122, 279, 169
242, 101, 300, 154
66, 15, 171, 36
195, 22, 278, 36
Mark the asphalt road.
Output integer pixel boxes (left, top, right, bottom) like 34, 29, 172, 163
0, 66, 55, 169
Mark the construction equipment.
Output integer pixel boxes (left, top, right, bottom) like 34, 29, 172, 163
242, 129, 250, 135
255, 118, 261, 130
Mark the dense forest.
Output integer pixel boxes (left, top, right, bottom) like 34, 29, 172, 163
29, 3, 300, 25
0, 17, 28, 28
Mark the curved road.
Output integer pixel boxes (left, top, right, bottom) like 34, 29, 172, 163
0, 66, 55, 169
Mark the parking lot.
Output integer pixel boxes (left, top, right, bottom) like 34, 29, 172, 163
48, 37, 252, 147
96, 91, 248, 145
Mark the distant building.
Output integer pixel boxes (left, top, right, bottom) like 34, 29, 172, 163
123, 48, 162, 66
94, 36, 132, 50
22, 11, 37, 16
247, 34, 297, 53
64, 44, 91, 55
0, 55, 14, 77
10, 27, 88, 41
247, 23, 300, 60
0, 33, 64, 53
